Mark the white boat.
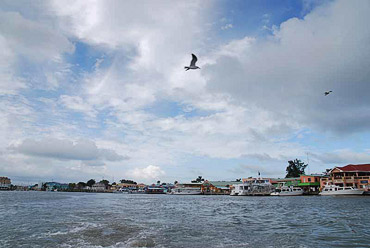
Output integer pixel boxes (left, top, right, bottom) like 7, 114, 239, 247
319, 184, 364, 196
230, 184, 245, 196
230, 178, 274, 196
276, 186, 303, 196
171, 187, 202, 195
128, 189, 146, 194
113, 188, 129, 193
170, 183, 203, 195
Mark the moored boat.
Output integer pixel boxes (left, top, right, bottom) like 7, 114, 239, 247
146, 186, 166, 194
128, 188, 146, 194
276, 186, 303, 196
170, 183, 203, 195
319, 184, 364, 196
230, 184, 245, 196
230, 178, 274, 196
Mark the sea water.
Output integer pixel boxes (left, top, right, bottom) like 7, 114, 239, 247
0, 191, 369, 248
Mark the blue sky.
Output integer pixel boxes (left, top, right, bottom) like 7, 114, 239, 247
1, 0, 370, 185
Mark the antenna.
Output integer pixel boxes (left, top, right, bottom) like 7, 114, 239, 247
306, 152, 310, 175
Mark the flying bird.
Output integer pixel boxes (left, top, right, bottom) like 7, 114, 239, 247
184, 54, 200, 71
324, 91, 333, 96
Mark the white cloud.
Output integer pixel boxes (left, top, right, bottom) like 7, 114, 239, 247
229, 163, 282, 177
12, 138, 127, 162
59, 95, 98, 117
0, 11, 73, 62
221, 23, 233, 30
128, 165, 165, 180
312, 150, 370, 165
0, 10, 74, 92
204, 0, 370, 134
1, 0, 369, 184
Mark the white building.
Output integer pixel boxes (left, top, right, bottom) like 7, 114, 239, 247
0, 177, 11, 190
92, 182, 106, 191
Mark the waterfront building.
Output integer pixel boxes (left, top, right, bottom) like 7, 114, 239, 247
298, 174, 325, 194
110, 184, 118, 191
44, 182, 69, 191
170, 182, 202, 195
202, 180, 242, 195
14, 185, 28, 191
37, 182, 43, 190
320, 164, 370, 191
145, 186, 166, 194
28, 184, 39, 190
91, 182, 106, 192
0, 177, 11, 190
270, 177, 300, 188
117, 182, 138, 190
137, 183, 147, 189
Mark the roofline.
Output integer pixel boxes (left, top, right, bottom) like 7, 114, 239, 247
331, 164, 370, 172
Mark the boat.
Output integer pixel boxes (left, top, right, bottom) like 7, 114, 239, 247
230, 184, 245, 196
319, 184, 364, 196
270, 191, 280, 196
113, 188, 129, 193
170, 183, 203, 195
128, 188, 146, 194
230, 178, 274, 196
145, 186, 166, 194
274, 186, 303, 196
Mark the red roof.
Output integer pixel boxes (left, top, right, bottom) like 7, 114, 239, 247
336, 164, 370, 172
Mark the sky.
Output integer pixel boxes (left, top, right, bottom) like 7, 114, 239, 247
1, 0, 370, 185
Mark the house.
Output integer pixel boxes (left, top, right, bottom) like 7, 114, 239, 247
0, 177, 11, 190
44, 182, 69, 191
116, 182, 138, 190
137, 183, 147, 189
298, 174, 325, 194
92, 182, 106, 192
202, 180, 242, 195
28, 184, 39, 190
320, 164, 370, 191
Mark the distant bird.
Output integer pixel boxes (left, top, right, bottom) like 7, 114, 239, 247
184, 54, 200, 71
324, 91, 333, 96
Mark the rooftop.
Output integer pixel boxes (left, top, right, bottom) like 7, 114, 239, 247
209, 181, 242, 187
336, 164, 370, 172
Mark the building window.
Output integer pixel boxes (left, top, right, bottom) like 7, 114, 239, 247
308, 178, 311, 182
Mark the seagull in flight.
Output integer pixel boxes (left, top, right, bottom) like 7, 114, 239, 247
324, 90, 333, 96
184, 54, 200, 71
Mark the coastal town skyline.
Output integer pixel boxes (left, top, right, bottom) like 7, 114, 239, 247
1, 0, 370, 185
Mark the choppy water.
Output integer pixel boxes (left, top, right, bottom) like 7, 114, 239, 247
0, 191, 369, 248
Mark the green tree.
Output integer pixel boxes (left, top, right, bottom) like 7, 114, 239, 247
100, 180, 110, 189
41, 182, 47, 191
285, 159, 308, 178
68, 183, 76, 190
119, 179, 137, 184
86, 179, 96, 187
77, 182, 86, 189
100, 179, 109, 185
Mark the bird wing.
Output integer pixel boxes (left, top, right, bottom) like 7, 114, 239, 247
190, 54, 198, 66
